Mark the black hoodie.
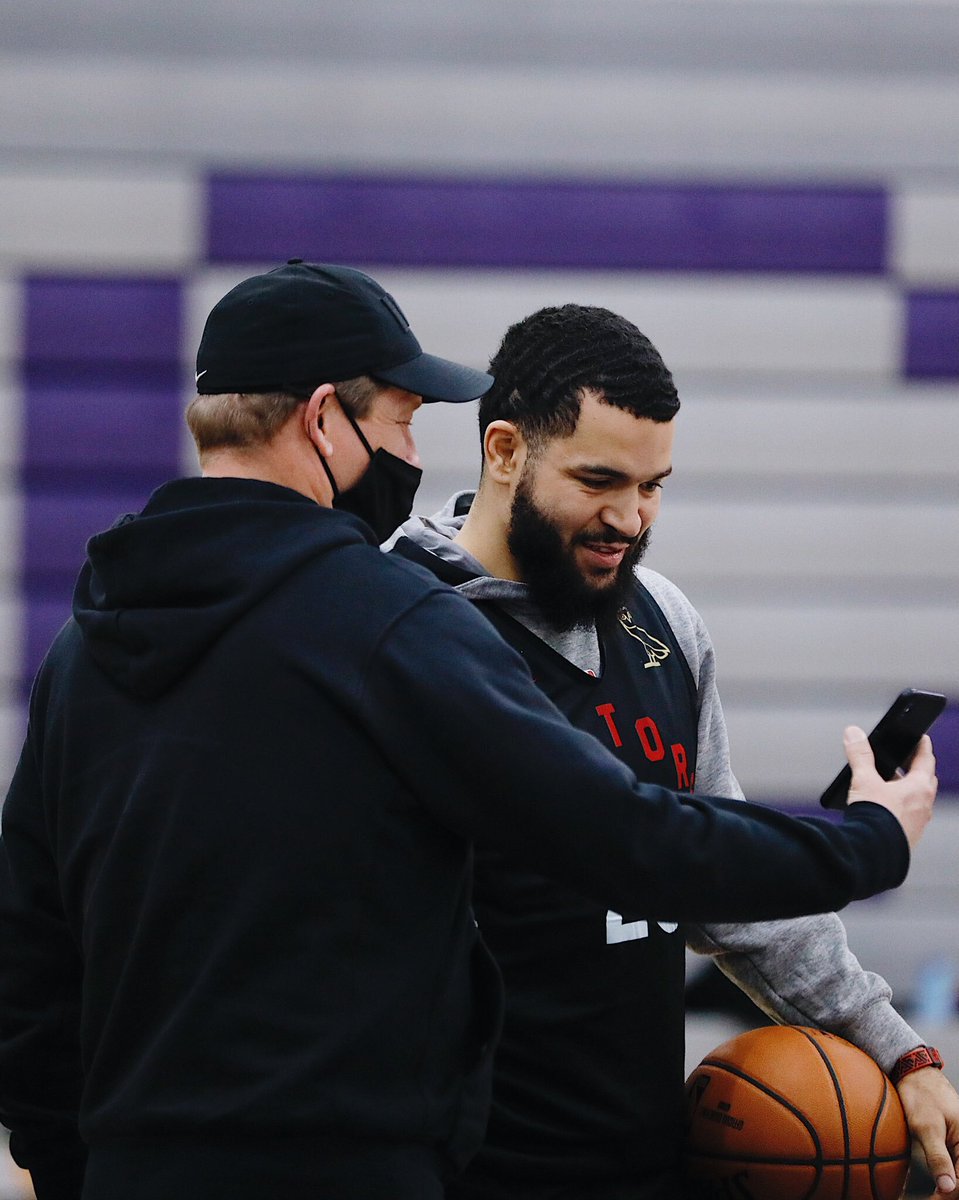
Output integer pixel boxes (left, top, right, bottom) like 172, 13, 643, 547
0, 477, 909, 1200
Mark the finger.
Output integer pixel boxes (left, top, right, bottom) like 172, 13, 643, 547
905, 733, 936, 776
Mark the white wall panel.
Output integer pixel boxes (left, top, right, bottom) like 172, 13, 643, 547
674, 388, 959, 479
0, 275, 19, 367
0, 700, 25, 796
186, 268, 252, 364
216, 269, 898, 378
892, 186, 959, 286
841, 913, 959, 1006
0, 383, 23, 473
647, 500, 958, 586
1, 57, 957, 177
887, 805, 959, 904
684, 1015, 754, 1079
0, 598, 23, 691
0, 167, 201, 269
695, 602, 958, 689
2, 0, 958, 81
0, 492, 23, 589
0, 1133, 31, 1200
721, 701, 934, 801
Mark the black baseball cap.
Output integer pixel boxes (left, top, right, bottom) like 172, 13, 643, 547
195, 260, 493, 403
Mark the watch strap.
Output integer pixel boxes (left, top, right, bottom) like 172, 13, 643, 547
890, 1045, 944, 1085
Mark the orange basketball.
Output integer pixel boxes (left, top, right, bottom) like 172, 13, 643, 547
684, 1026, 911, 1200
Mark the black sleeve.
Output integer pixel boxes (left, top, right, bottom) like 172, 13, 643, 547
360, 591, 908, 922
0, 735, 88, 1200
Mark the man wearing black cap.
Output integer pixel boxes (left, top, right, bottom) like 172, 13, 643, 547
192, 258, 492, 542
0, 261, 938, 1200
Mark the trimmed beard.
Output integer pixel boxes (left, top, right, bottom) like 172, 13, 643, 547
506, 474, 650, 631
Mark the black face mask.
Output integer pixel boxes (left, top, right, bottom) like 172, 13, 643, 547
320, 410, 423, 542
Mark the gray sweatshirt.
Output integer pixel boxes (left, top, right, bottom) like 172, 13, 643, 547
387, 491, 921, 1072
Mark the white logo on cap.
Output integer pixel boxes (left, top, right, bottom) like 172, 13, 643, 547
195, 369, 208, 383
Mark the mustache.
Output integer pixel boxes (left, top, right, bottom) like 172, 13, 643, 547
573, 528, 641, 547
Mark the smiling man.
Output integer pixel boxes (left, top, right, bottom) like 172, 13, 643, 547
388, 304, 959, 1200
494, 388, 673, 632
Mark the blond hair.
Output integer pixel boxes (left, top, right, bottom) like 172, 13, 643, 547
186, 376, 379, 455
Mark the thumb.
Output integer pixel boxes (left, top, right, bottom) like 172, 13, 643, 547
844, 724, 883, 801
917, 1140, 957, 1195
911, 1121, 957, 1194
843, 725, 879, 788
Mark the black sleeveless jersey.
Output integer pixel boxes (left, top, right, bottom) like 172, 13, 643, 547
390, 538, 699, 1191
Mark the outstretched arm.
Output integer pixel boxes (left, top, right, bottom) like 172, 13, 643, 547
360, 589, 932, 922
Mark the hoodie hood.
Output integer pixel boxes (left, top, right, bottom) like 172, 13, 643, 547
74, 476, 375, 700
388, 491, 528, 606
386, 491, 478, 571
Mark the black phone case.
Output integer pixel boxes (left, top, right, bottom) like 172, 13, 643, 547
819, 689, 946, 810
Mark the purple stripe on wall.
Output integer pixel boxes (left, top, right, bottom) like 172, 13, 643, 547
206, 175, 888, 273
23, 384, 183, 491
23, 491, 147, 596
24, 599, 75, 691
931, 704, 959, 792
20, 275, 186, 687
25, 276, 183, 369
904, 292, 959, 379
21, 488, 158, 688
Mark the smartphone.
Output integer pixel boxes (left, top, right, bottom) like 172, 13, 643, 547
820, 689, 946, 810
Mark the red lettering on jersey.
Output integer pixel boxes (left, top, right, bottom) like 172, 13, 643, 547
634, 717, 665, 762
671, 742, 691, 789
595, 702, 623, 747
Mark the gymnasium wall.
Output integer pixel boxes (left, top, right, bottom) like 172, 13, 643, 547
0, 0, 956, 1012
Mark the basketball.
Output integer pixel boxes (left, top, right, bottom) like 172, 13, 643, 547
684, 1026, 911, 1200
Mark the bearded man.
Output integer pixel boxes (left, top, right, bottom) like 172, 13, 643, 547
388, 304, 959, 1200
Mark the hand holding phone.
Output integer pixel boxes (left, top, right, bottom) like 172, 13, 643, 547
820, 689, 946, 810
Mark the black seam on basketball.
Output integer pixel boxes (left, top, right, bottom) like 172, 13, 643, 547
685, 1151, 909, 1167
870, 1076, 886, 1199
869, 1076, 911, 1199
798, 1029, 851, 1200
697, 1056, 824, 1166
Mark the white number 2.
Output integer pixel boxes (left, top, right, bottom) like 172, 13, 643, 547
605, 911, 679, 945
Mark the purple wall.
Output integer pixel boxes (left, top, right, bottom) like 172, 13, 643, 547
20, 276, 184, 686
905, 291, 959, 379
207, 175, 888, 273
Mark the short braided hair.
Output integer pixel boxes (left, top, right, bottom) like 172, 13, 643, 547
479, 305, 679, 452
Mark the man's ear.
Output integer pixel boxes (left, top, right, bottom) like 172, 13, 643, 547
483, 421, 526, 485
305, 384, 337, 460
